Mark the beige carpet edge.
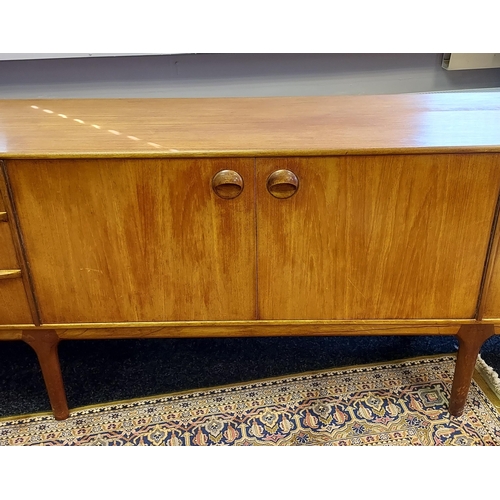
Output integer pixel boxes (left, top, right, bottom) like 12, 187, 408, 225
475, 355, 500, 409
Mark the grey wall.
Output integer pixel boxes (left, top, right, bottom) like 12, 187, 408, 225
0, 53, 499, 98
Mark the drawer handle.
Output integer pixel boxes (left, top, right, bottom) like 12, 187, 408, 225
267, 170, 299, 199
212, 170, 244, 199
0, 212, 7, 222
0, 269, 22, 280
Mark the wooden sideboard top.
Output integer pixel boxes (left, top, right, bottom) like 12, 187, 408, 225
0, 92, 500, 158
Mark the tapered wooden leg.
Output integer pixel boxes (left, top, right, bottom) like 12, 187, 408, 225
449, 324, 495, 417
22, 330, 69, 420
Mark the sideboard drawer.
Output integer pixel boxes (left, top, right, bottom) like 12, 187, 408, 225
0, 277, 33, 324
0, 174, 20, 269
0, 222, 20, 269
0, 170, 36, 325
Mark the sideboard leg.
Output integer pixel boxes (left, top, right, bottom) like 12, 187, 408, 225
449, 323, 494, 417
22, 330, 69, 420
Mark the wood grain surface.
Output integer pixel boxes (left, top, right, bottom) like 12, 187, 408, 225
53, 323, 464, 339
256, 154, 500, 320
0, 162, 38, 325
478, 208, 500, 319
0, 225, 18, 269
0, 93, 500, 158
0, 319, 472, 339
0, 279, 33, 324
0, 179, 17, 268
7, 158, 256, 323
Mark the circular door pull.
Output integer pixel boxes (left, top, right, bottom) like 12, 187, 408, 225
212, 170, 244, 199
267, 169, 299, 199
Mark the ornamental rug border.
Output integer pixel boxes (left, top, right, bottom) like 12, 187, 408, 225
2, 355, 500, 446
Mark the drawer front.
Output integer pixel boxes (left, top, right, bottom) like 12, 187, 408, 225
0, 278, 33, 324
0, 191, 18, 268
0, 167, 36, 325
0, 221, 20, 269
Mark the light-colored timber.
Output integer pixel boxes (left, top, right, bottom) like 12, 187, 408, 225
0, 162, 39, 325
0, 279, 33, 324
478, 196, 500, 319
0, 94, 498, 159
0, 319, 472, 339
0, 226, 18, 269
257, 155, 500, 320
7, 158, 256, 323
0, 212, 7, 222
1, 93, 500, 419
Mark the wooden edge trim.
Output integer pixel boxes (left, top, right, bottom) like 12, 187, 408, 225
476, 180, 500, 320
0, 270, 22, 280
0, 318, 476, 330
0, 161, 41, 325
11, 318, 478, 329
0, 212, 7, 222
3, 321, 498, 339
2, 147, 500, 161
0, 330, 22, 340
2, 320, 489, 340
1, 326, 462, 341
55, 324, 464, 340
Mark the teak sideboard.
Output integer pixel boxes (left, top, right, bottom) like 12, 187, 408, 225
1, 93, 500, 420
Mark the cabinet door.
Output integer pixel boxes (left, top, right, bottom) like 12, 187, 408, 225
256, 154, 500, 320
478, 223, 500, 319
7, 158, 256, 323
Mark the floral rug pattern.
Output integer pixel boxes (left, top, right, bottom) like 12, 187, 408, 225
1, 355, 499, 446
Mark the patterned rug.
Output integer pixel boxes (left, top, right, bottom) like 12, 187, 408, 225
1, 354, 500, 446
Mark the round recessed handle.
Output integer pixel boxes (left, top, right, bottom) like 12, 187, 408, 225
267, 169, 299, 199
212, 170, 244, 199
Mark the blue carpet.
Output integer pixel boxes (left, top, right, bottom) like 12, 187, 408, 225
0, 335, 499, 418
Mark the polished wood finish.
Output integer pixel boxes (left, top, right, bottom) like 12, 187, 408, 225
0, 279, 33, 324
0, 318, 472, 338
0, 162, 39, 325
0, 226, 19, 269
257, 154, 500, 320
7, 158, 256, 323
0, 94, 500, 159
0, 167, 21, 270
212, 169, 244, 199
53, 321, 465, 339
449, 324, 495, 416
1, 94, 500, 420
0, 319, 471, 341
266, 169, 299, 199
478, 201, 500, 319
21, 330, 69, 420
